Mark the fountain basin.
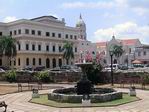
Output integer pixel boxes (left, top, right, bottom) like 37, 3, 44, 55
48, 87, 122, 103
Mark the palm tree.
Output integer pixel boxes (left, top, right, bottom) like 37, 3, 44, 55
112, 45, 124, 64
0, 36, 17, 66
62, 41, 74, 65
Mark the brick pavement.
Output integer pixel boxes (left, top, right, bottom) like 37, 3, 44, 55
0, 86, 149, 112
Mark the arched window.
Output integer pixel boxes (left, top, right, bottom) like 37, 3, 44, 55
46, 58, 50, 68
58, 58, 62, 67
26, 58, 29, 66
52, 58, 56, 68
33, 58, 36, 65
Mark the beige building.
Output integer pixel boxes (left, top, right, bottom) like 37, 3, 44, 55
0, 15, 81, 69
135, 45, 149, 64
95, 36, 142, 66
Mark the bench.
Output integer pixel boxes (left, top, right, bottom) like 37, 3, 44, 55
0, 101, 7, 112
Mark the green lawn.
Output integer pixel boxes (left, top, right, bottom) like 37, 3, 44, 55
30, 93, 140, 108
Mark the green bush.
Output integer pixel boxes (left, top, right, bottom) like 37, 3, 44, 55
6, 70, 16, 82
143, 75, 149, 84
35, 71, 52, 83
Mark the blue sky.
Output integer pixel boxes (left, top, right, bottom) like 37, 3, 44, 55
0, 0, 149, 43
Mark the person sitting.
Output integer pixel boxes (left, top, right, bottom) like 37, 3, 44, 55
0, 101, 7, 112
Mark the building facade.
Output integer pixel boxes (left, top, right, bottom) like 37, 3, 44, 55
0, 16, 80, 69
95, 36, 142, 66
135, 45, 149, 64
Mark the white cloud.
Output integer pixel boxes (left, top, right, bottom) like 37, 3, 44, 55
3, 16, 17, 23
61, 0, 149, 16
61, 1, 114, 9
92, 22, 149, 44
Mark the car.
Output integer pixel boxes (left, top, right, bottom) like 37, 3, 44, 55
119, 65, 128, 70
34, 66, 45, 71
104, 64, 119, 71
0, 66, 10, 70
60, 65, 81, 72
145, 64, 149, 67
0, 68, 5, 73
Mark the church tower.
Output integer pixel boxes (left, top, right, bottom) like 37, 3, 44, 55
76, 14, 87, 40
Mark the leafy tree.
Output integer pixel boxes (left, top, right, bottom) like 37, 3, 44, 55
111, 45, 124, 64
0, 36, 17, 66
62, 41, 74, 65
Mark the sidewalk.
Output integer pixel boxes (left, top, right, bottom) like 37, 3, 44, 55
1, 87, 149, 112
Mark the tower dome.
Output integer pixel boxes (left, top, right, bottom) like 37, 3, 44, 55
76, 14, 86, 27
76, 14, 87, 40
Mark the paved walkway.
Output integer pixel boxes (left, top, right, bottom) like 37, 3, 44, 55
1, 87, 149, 112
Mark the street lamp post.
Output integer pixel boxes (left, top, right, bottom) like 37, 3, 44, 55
109, 50, 114, 86
126, 53, 129, 68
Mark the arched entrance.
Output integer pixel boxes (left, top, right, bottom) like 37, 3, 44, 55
52, 58, 56, 68
114, 59, 117, 64
58, 58, 62, 67
46, 58, 50, 68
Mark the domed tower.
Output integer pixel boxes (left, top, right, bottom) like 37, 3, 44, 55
76, 14, 87, 40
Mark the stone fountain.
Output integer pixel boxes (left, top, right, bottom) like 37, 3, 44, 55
48, 61, 122, 104
75, 62, 93, 95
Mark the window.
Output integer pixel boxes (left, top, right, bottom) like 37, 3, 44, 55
25, 29, 29, 34
18, 44, 21, 50
65, 34, 68, 39
31, 30, 35, 35
59, 46, 61, 52
75, 47, 77, 52
14, 30, 17, 35
26, 44, 29, 50
46, 45, 49, 51
0, 32, 2, 36
10, 31, 12, 36
52, 33, 55, 37
33, 58, 36, 65
144, 51, 146, 56
46, 32, 50, 37
53, 45, 55, 52
74, 35, 77, 40
18, 58, 20, 66
32, 44, 35, 51
70, 35, 73, 39
14, 60, 16, 66
38, 31, 41, 36
58, 33, 61, 38
38, 45, 41, 51
39, 58, 41, 65
26, 58, 29, 66
18, 29, 21, 34
138, 52, 141, 56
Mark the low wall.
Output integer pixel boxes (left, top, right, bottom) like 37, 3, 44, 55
48, 88, 122, 103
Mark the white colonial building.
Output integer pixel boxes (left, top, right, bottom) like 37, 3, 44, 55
0, 15, 81, 69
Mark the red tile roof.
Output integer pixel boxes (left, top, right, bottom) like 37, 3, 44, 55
121, 39, 138, 45
96, 39, 139, 47
96, 42, 107, 46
